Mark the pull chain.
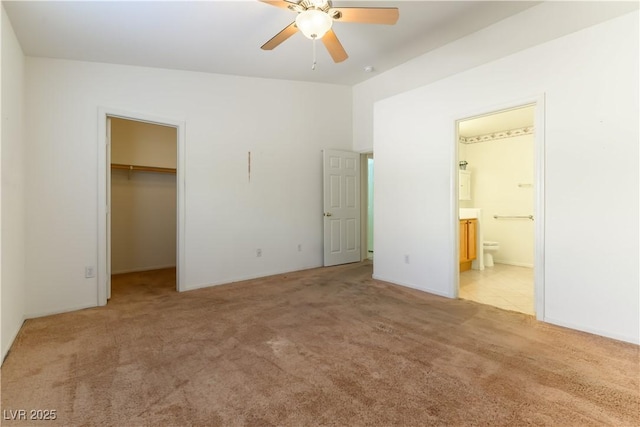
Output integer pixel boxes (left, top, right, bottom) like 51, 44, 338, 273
312, 37, 317, 70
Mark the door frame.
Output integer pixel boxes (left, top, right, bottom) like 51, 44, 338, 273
360, 152, 373, 261
452, 95, 546, 321
97, 108, 186, 305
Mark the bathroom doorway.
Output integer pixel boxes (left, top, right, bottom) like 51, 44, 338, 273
456, 105, 537, 315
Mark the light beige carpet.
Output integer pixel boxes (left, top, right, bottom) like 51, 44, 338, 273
1, 262, 638, 426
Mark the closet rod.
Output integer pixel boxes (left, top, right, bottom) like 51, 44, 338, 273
111, 163, 176, 174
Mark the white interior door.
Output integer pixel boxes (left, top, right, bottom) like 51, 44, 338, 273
323, 149, 360, 266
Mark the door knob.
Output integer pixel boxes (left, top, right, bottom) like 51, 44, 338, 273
324, 212, 332, 217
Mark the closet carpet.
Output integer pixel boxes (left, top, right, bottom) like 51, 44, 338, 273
1, 263, 638, 426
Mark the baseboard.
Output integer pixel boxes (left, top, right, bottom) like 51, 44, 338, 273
26, 302, 97, 321
111, 264, 176, 275
544, 316, 639, 345
372, 274, 453, 298
2, 316, 26, 365
183, 264, 324, 292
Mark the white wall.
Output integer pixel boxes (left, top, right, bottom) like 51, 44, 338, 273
111, 118, 177, 274
464, 135, 535, 267
1, 6, 26, 360
24, 59, 352, 317
374, 11, 639, 344
111, 170, 177, 274
353, 1, 639, 152
111, 118, 177, 169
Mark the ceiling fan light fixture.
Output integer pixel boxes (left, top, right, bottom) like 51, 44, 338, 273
295, 9, 332, 39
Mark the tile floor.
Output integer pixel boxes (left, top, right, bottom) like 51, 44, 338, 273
459, 263, 534, 315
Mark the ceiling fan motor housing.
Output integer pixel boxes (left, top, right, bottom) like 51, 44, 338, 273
298, 0, 332, 13
293, 1, 341, 20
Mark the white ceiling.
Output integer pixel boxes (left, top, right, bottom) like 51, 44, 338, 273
3, 0, 540, 86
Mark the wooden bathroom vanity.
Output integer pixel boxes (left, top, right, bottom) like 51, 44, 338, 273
460, 218, 477, 272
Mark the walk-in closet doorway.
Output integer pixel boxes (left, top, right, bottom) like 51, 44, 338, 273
97, 110, 186, 305
110, 118, 177, 298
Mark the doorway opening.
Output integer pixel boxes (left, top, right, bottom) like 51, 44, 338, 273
456, 104, 541, 316
109, 118, 178, 299
361, 153, 374, 261
97, 109, 186, 306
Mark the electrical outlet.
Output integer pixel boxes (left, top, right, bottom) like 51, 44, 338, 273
297, 244, 302, 252
404, 254, 410, 264
256, 249, 262, 257
85, 266, 95, 278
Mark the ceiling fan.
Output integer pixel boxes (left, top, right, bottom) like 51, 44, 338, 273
259, 0, 399, 64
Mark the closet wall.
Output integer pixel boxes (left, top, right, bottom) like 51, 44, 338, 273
111, 118, 177, 274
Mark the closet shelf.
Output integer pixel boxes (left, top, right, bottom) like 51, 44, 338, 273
111, 163, 176, 174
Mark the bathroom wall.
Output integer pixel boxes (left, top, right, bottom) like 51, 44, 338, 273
462, 134, 534, 267
458, 143, 473, 209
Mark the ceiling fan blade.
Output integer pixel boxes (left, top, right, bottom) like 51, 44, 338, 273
322, 29, 348, 63
330, 7, 399, 25
259, 0, 299, 11
261, 22, 299, 50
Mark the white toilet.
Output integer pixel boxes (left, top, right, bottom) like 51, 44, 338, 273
483, 241, 499, 267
